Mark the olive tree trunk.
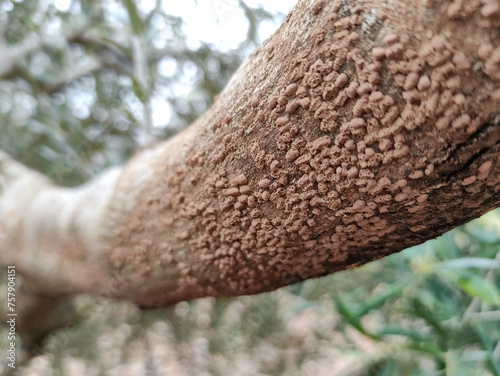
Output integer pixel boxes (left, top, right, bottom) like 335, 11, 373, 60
1, 0, 500, 315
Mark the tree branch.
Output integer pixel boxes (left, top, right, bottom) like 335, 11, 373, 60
132, 35, 155, 146
1, 0, 499, 314
0, 29, 134, 95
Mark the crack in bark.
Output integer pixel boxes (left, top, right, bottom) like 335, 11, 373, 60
437, 120, 500, 181
455, 145, 493, 176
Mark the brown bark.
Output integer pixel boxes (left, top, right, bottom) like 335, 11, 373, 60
1, 0, 500, 314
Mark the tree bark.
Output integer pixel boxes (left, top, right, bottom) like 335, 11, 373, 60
1, 0, 500, 312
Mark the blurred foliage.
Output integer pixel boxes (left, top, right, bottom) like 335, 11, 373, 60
0, 0, 275, 186
0, 0, 499, 375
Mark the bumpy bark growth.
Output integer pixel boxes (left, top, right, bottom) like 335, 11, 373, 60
1, 0, 500, 312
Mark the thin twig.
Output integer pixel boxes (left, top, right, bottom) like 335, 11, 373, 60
132, 35, 155, 147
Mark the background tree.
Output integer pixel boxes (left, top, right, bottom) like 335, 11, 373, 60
1, 0, 500, 375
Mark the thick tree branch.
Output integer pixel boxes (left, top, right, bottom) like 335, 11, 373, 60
1, 0, 499, 318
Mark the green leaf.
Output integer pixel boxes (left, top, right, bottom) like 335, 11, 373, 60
406, 341, 444, 358
131, 76, 146, 103
440, 257, 500, 270
122, 107, 140, 124
378, 325, 431, 343
333, 295, 355, 320
122, 0, 144, 35
333, 295, 379, 339
457, 274, 500, 305
411, 294, 448, 340
354, 281, 407, 317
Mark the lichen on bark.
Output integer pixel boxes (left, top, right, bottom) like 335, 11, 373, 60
100, 0, 500, 307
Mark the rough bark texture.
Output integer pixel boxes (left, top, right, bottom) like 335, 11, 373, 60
1, 0, 500, 311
